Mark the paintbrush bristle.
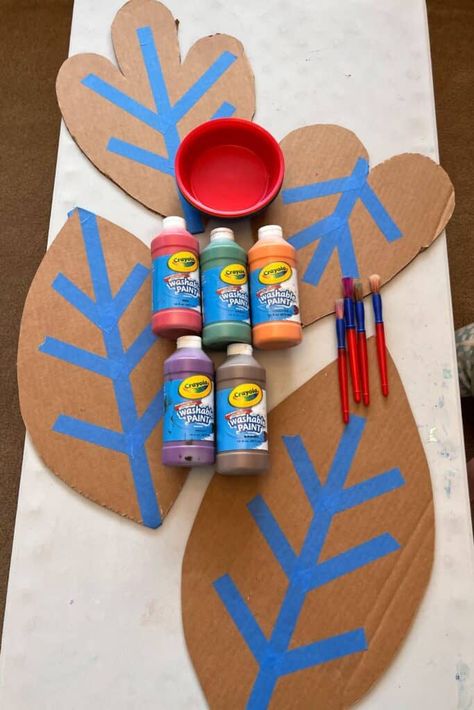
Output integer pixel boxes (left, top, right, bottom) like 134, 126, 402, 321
369, 274, 381, 293
353, 279, 363, 302
335, 298, 344, 320
342, 276, 354, 299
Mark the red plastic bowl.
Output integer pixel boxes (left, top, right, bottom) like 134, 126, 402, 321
175, 118, 285, 219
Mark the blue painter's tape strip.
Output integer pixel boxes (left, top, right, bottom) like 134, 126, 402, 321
53, 414, 127, 453
137, 26, 173, 115
107, 138, 173, 176
360, 182, 402, 242
212, 101, 236, 119
113, 264, 150, 319
125, 325, 157, 374
82, 73, 162, 132
247, 496, 296, 578
172, 51, 237, 123
40, 337, 116, 379
214, 574, 268, 664
336, 467, 405, 513
52, 273, 99, 325
138, 388, 164, 444
279, 628, 367, 675
282, 435, 321, 507
128, 446, 161, 528
301, 533, 400, 592
288, 214, 341, 250
302, 228, 339, 287
325, 415, 365, 490
282, 171, 365, 204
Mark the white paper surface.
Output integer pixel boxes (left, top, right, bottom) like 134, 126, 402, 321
1, 1, 474, 708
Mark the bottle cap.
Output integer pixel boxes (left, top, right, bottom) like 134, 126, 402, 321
163, 216, 186, 230
257, 224, 283, 241
210, 227, 234, 242
177, 335, 202, 349
227, 343, 253, 357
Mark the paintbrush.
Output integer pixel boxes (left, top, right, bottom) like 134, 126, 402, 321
342, 277, 361, 403
335, 298, 349, 424
354, 279, 370, 406
369, 274, 389, 397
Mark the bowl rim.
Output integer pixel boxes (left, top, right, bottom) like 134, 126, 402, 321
175, 117, 285, 218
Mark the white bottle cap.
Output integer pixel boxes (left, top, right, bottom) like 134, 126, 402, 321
163, 216, 186, 230
177, 335, 202, 349
227, 343, 253, 357
210, 227, 234, 242
258, 224, 283, 241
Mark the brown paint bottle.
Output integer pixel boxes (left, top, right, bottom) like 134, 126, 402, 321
216, 343, 269, 475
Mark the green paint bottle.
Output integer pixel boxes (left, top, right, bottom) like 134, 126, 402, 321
201, 227, 251, 349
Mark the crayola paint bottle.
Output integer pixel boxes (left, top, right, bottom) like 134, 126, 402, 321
201, 227, 251, 349
151, 216, 202, 340
216, 343, 268, 475
248, 224, 302, 349
162, 336, 214, 467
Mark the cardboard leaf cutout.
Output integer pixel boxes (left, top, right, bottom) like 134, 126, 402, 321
254, 125, 454, 326
182, 338, 434, 709
18, 209, 187, 528
56, 0, 256, 233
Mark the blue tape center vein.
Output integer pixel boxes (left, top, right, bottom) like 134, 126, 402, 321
39, 208, 162, 528
282, 157, 403, 286
81, 25, 238, 233
213, 415, 405, 708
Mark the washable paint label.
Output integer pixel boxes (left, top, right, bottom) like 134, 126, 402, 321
202, 263, 250, 326
250, 261, 300, 325
217, 383, 268, 452
163, 374, 214, 443
152, 251, 200, 313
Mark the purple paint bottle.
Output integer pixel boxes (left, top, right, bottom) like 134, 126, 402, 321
162, 335, 215, 467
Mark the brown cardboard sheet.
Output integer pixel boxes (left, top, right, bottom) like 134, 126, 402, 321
17, 209, 186, 528
56, 0, 256, 224
254, 124, 454, 327
182, 337, 434, 709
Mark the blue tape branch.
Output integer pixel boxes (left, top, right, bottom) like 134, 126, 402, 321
282, 157, 403, 286
39, 208, 163, 528
81, 26, 238, 234
213, 415, 405, 708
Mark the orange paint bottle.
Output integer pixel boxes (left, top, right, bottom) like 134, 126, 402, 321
248, 225, 303, 349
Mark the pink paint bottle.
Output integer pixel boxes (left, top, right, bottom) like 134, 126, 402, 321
151, 216, 202, 339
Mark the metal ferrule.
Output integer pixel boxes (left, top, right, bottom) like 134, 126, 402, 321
372, 293, 383, 324
343, 297, 356, 329
355, 301, 365, 333
336, 318, 346, 348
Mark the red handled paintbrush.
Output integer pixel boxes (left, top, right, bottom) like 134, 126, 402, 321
354, 279, 370, 406
342, 277, 361, 403
369, 274, 389, 397
335, 299, 350, 424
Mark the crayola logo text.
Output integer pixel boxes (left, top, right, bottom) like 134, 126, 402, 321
179, 375, 212, 400
259, 261, 291, 285
229, 383, 263, 407
221, 264, 247, 285
168, 251, 198, 273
